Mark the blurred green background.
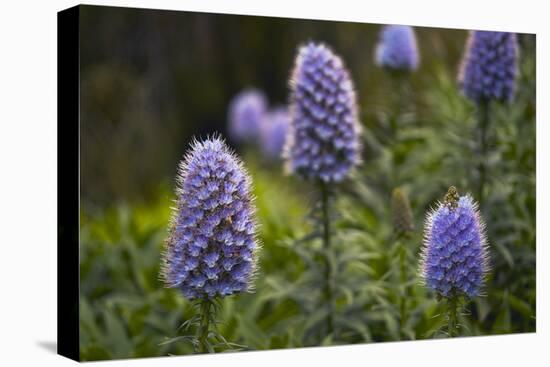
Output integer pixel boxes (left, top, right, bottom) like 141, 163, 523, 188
78, 5, 535, 361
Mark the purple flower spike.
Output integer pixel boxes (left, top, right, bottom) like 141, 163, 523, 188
162, 137, 260, 299
260, 107, 290, 160
420, 187, 490, 298
285, 42, 361, 183
228, 89, 268, 143
375, 25, 420, 72
458, 31, 518, 103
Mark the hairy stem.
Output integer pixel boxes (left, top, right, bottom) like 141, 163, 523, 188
320, 181, 334, 336
398, 240, 407, 338
447, 296, 458, 337
390, 72, 408, 132
477, 100, 490, 206
389, 73, 409, 189
197, 298, 213, 353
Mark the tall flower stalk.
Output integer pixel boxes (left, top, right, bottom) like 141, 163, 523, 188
477, 100, 490, 205
320, 181, 334, 333
161, 137, 260, 353
420, 186, 490, 337
375, 25, 420, 187
285, 42, 361, 337
458, 31, 518, 206
391, 188, 415, 336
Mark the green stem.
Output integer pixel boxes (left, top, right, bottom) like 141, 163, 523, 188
197, 298, 213, 353
390, 74, 410, 338
387, 73, 401, 148
398, 240, 407, 338
320, 181, 334, 336
447, 297, 458, 337
389, 73, 408, 189
477, 100, 490, 207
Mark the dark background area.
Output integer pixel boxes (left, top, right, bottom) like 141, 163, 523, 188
80, 5, 469, 206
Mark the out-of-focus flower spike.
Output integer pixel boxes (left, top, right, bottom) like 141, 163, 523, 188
458, 31, 518, 103
375, 25, 420, 72
391, 187, 415, 237
284, 42, 361, 183
228, 89, 268, 143
259, 107, 290, 160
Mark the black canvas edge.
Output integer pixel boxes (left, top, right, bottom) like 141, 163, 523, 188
58, 4, 80, 362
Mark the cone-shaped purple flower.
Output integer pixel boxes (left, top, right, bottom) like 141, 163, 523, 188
420, 187, 489, 298
285, 42, 361, 183
259, 107, 290, 160
375, 25, 420, 72
228, 89, 268, 143
458, 31, 518, 103
162, 137, 259, 299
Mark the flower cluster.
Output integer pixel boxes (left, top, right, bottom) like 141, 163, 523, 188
375, 25, 420, 72
458, 31, 518, 103
259, 107, 290, 160
162, 137, 259, 299
284, 42, 361, 183
228, 89, 268, 142
420, 187, 489, 298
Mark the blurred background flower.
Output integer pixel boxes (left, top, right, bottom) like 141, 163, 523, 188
375, 25, 420, 72
284, 42, 361, 183
458, 31, 518, 103
391, 187, 414, 237
228, 89, 268, 144
259, 107, 290, 160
